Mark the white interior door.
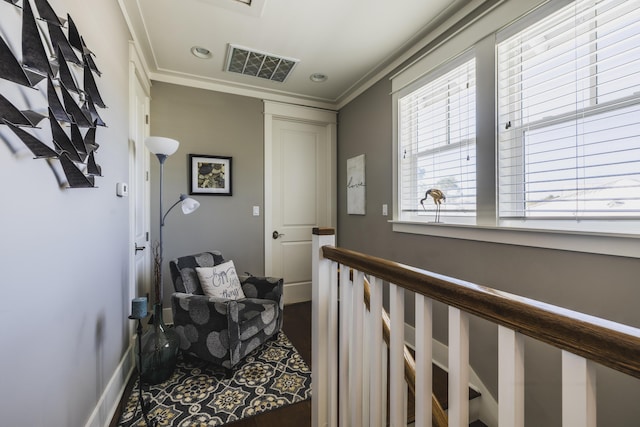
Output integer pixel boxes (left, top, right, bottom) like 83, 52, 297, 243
129, 56, 151, 322
264, 102, 337, 304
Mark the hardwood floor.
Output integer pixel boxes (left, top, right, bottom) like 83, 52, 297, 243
227, 301, 312, 427
110, 302, 312, 427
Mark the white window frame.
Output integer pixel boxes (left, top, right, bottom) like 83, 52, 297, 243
395, 50, 477, 225
391, 0, 640, 259
497, 0, 640, 224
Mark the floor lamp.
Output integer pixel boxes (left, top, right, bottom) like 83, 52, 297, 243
145, 136, 200, 305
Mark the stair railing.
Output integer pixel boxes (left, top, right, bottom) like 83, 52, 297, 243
311, 227, 640, 427
360, 272, 449, 427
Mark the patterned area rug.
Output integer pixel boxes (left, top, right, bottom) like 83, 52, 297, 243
118, 332, 311, 426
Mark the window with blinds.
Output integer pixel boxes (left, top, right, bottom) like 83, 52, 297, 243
497, 0, 640, 219
398, 55, 476, 221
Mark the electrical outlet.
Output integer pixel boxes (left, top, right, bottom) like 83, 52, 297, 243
382, 204, 388, 216
253, 206, 260, 216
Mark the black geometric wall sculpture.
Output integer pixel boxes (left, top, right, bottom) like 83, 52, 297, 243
4, 120, 58, 158
0, 34, 40, 87
70, 123, 88, 160
49, 111, 82, 162
0, 93, 46, 127
33, 0, 65, 26
58, 47, 80, 93
59, 152, 95, 188
0, 0, 106, 188
47, 75, 72, 123
22, 0, 53, 78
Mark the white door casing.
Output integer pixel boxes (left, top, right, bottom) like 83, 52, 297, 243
128, 43, 151, 330
264, 101, 337, 304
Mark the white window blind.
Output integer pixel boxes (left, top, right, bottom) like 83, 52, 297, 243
398, 55, 476, 220
497, 0, 640, 219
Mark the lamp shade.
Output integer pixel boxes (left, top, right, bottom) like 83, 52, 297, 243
145, 136, 179, 156
179, 194, 200, 214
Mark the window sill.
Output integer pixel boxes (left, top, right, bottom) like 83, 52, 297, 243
391, 220, 640, 259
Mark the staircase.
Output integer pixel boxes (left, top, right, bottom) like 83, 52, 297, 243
404, 356, 486, 426
312, 228, 640, 427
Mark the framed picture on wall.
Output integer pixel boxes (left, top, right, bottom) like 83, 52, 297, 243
189, 154, 232, 195
347, 154, 366, 214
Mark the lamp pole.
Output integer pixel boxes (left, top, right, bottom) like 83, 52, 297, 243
156, 153, 168, 305
141, 136, 199, 385
145, 136, 199, 306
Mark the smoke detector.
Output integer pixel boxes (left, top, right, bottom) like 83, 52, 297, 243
225, 44, 299, 83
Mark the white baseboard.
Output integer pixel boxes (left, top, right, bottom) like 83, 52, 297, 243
84, 341, 135, 427
284, 282, 311, 304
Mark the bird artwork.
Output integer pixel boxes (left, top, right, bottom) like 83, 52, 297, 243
1, 0, 106, 188
420, 188, 446, 222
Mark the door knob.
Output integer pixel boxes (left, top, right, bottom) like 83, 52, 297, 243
272, 230, 285, 239
135, 244, 146, 253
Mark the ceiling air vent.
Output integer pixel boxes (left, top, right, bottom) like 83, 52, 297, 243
225, 44, 299, 83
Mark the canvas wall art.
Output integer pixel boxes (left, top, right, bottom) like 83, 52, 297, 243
347, 154, 365, 215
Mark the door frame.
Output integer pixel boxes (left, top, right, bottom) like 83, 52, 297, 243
128, 41, 151, 331
263, 101, 337, 295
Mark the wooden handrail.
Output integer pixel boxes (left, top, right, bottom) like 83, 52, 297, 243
360, 275, 448, 427
325, 245, 640, 380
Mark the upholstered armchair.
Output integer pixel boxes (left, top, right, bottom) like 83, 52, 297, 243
169, 251, 284, 369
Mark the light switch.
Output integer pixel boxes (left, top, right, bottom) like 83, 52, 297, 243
382, 204, 388, 216
253, 206, 260, 216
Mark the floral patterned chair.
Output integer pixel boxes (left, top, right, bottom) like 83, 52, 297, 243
169, 251, 284, 369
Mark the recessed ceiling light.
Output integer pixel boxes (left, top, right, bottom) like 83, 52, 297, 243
191, 46, 212, 59
310, 73, 328, 83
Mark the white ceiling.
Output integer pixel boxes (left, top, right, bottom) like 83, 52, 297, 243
119, 0, 472, 109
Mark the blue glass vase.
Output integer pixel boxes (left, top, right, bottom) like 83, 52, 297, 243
136, 303, 179, 384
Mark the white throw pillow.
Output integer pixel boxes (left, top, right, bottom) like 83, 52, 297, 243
196, 260, 246, 300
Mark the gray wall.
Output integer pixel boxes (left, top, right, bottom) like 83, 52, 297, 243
0, 0, 132, 426
148, 82, 266, 306
338, 80, 640, 425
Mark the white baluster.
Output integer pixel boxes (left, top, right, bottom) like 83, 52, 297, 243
328, 262, 339, 427
369, 276, 384, 426
350, 270, 365, 427
562, 351, 596, 427
390, 283, 406, 427
449, 307, 469, 427
382, 341, 389, 425
363, 294, 371, 427
415, 294, 433, 427
339, 265, 351, 427
498, 326, 524, 427
312, 230, 335, 427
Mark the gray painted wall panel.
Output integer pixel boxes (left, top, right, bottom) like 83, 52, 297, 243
148, 82, 266, 306
338, 78, 640, 426
0, 0, 132, 425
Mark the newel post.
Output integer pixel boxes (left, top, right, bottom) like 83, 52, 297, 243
312, 227, 336, 427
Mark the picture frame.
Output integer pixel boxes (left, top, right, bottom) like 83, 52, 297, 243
347, 154, 366, 215
189, 154, 232, 195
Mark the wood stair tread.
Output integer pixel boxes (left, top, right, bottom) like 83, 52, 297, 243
432, 362, 481, 410
404, 362, 481, 425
